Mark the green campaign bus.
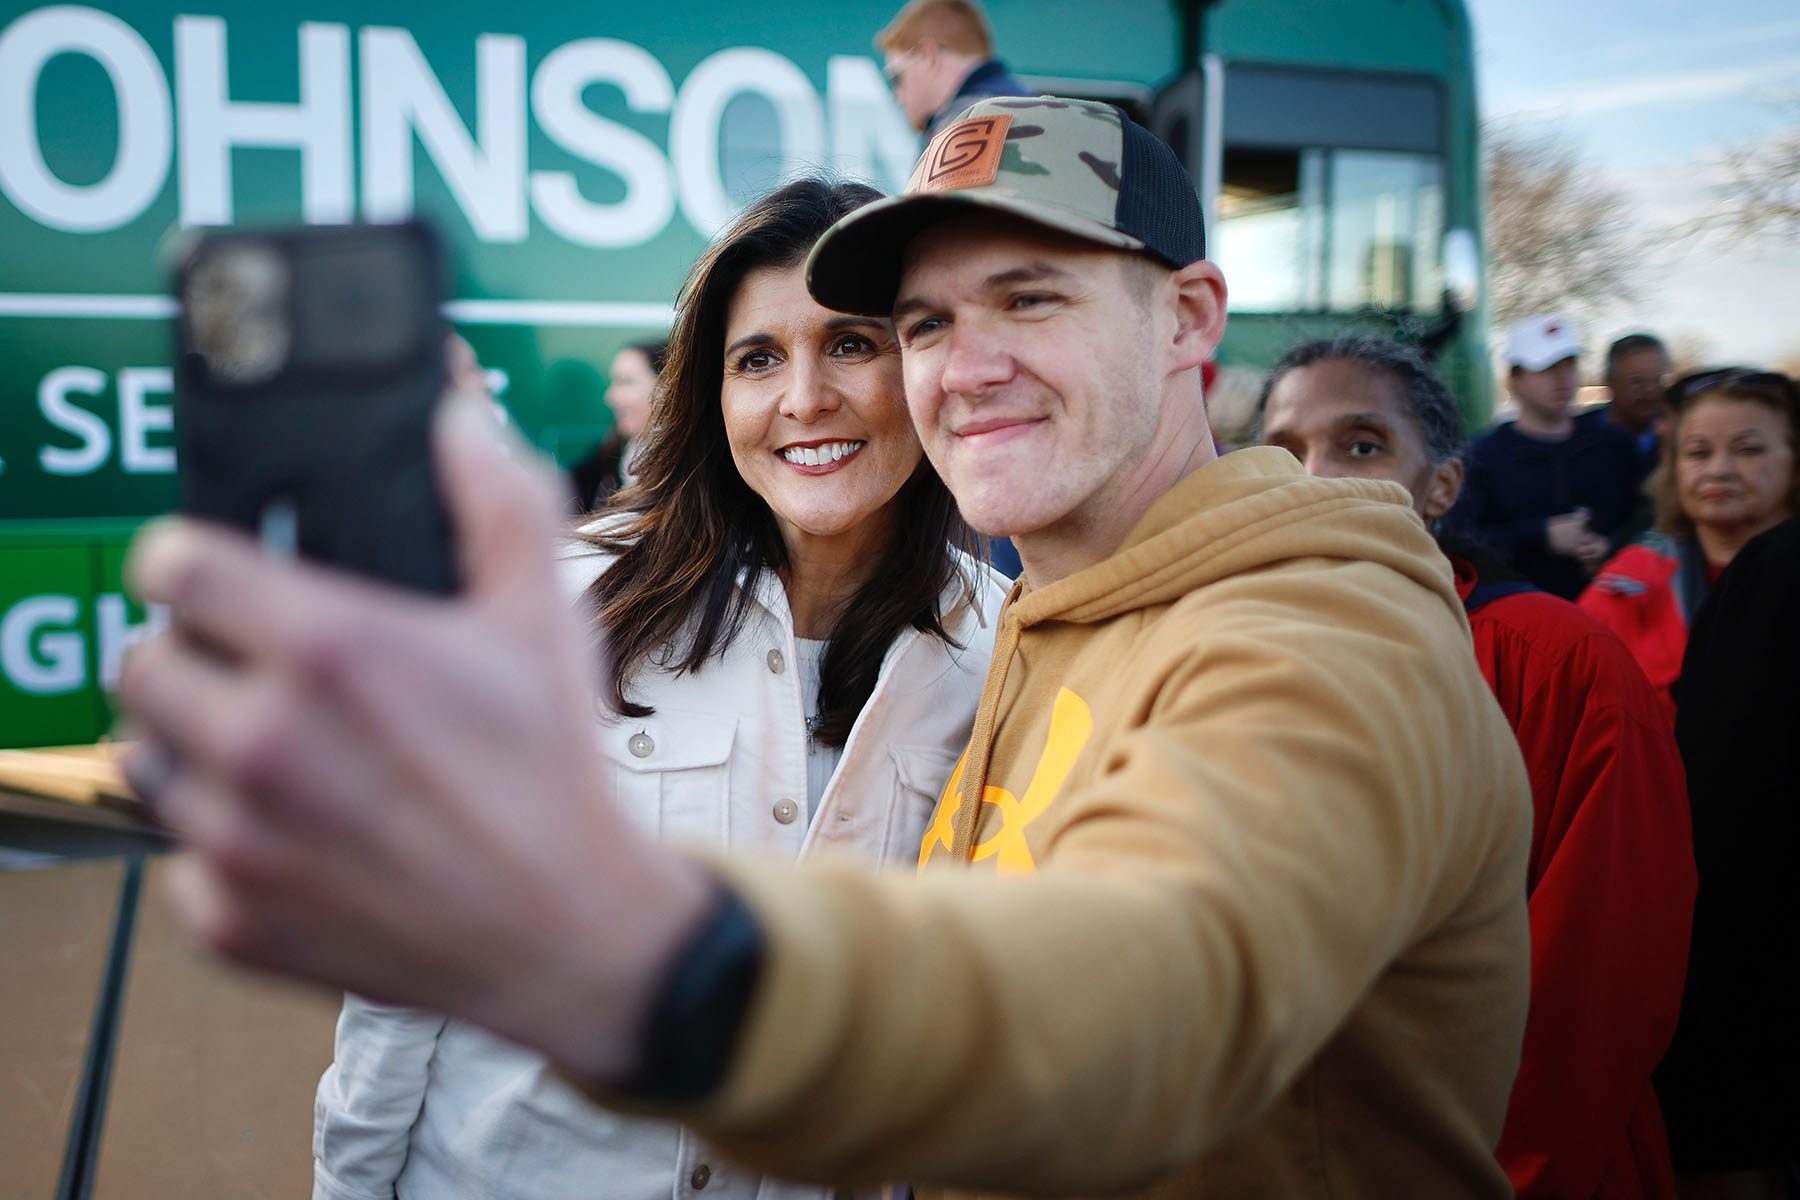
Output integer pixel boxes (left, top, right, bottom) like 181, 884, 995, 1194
0, 0, 1489, 748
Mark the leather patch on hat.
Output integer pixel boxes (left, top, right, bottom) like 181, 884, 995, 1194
919, 115, 1012, 192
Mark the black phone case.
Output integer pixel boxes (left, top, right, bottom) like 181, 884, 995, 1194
174, 221, 458, 595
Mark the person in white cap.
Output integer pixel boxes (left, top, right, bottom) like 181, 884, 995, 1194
1447, 314, 1642, 599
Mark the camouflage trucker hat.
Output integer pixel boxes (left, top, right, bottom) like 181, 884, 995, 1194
806, 95, 1205, 316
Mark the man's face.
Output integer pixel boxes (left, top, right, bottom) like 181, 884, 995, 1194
1509, 356, 1580, 424
1260, 358, 1463, 521
892, 218, 1168, 542
884, 43, 950, 132
1607, 346, 1671, 434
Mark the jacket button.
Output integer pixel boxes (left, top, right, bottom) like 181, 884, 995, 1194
772, 798, 799, 825
766, 648, 785, 674
690, 1164, 711, 1190
627, 732, 654, 758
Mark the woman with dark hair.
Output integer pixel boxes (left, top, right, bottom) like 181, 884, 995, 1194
1579, 368, 1800, 722
1258, 335, 1695, 1200
569, 337, 668, 511
312, 178, 1006, 1200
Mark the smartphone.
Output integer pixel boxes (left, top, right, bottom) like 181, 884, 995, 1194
174, 221, 459, 594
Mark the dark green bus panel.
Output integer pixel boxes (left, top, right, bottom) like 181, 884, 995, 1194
0, 1, 1483, 747
1204, 0, 1489, 421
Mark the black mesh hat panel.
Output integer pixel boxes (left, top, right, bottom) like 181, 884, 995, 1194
1115, 113, 1206, 268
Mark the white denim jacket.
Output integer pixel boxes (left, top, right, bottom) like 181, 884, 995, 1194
312, 539, 1006, 1200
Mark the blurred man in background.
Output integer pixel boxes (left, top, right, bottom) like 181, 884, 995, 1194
1579, 332, 1670, 540
1587, 332, 1671, 464
1449, 314, 1640, 599
877, 0, 1028, 138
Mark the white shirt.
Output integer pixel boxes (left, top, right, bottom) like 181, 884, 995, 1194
312, 541, 1006, 1200
791, 636, 842, 821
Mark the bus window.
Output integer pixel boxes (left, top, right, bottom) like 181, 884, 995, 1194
1219, 146, 1445, 315
1327, 150, 1445, 312
1216, 147, 1324, 312
1210, 63, 1452, 317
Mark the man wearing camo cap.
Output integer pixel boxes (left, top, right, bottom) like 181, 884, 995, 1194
120, 99, 1531, 1198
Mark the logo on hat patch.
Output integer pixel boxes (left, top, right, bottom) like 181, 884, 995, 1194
921, 115, 1012, 192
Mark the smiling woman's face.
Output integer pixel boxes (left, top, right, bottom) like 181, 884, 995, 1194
720, 262, 922, 550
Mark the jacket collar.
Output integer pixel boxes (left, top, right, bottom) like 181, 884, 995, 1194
956, 58, 1011, 94
736, 548, 994, 636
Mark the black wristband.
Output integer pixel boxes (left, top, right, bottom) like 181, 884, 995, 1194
612, 884, 766, 1102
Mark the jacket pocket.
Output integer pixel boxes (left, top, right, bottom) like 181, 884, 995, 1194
608, 711, 737, 844
883, 745, 960, 866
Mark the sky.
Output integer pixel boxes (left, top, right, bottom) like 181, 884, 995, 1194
1467, 0, 1800, 367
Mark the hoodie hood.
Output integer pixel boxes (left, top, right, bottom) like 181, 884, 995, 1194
933, 447, 1472, 872
1009, 446, 1463, 628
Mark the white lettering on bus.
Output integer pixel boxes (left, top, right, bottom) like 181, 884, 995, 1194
38, 366, 113, 476
176, 16, 353, 226
827, 55, 920, 196
0, 592, 169, 696
118, 367, 175, 473
36, 365, 178, 476
671, 47, 827, 237
0, 7, 172, 232
0, 7, 918, 245
530, 38, 675, 248
97, 593, 168, 689
1, 595, 85, 695
361, 26, 528, 241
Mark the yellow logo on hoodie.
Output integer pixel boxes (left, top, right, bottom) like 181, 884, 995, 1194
919, 687, 1094, 874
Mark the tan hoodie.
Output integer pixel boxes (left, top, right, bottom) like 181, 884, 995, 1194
613, 448, 1532, 1198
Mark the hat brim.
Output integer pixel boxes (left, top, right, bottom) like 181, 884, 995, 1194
805, 190, 1146, 317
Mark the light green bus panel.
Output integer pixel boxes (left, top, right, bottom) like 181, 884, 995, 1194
0, 0, 1482, 746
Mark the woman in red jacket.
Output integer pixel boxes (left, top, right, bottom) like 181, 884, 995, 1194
1259, 335, 1696, 1200
1579, 369, 1800, 721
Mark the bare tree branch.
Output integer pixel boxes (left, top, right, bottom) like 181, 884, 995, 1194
1684, 96, 1800, 246
1484, 125, 1645, 326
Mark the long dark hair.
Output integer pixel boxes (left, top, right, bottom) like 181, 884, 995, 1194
582, 178, 975, 746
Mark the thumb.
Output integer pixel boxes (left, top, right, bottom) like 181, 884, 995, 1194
445, 334, 487, 396
434, 389, 568, 619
